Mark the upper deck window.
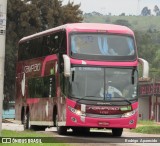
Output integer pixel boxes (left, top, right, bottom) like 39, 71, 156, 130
70, 33, 136, 61
18, 31, 66, 61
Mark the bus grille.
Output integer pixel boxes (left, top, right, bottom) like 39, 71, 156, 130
85, 113, 122, 118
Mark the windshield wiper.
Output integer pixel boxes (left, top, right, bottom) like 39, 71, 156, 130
114, 96, 132, 105
76, 96, 96, 103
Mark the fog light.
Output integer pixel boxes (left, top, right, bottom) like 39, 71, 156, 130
71, 117, 77, 123
129, 120, 134, 124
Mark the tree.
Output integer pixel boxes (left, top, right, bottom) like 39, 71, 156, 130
141, 7, 151, 16
135, 31, 156, 62
135, 30, 160, 80
119, 13, 125, 16
5, 0, 83, 104
62, 1, 83, 24
35, 0, 64, 30
154, 5, 160, 16
5, 0, 27, 102
28, 0, 83, 30
7, 0, 83, 40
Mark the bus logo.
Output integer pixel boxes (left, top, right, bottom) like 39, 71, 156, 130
24, 63, 41, 73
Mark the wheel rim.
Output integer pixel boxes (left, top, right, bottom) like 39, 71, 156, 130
56, 115, 59, 131
23, 112, 31, 129
23, 114, 27, 129
28, 113, 31, 129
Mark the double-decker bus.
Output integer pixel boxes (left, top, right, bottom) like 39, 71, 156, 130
15, 23, 148, 136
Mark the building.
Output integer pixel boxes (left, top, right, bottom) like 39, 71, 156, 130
138, 81, 160, 122
2, 101, 15, 119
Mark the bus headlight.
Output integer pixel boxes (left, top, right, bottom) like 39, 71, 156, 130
68, 106, 85, 116
121, 109, 137, 118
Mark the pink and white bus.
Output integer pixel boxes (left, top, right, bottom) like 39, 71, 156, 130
15, 23, 148, 136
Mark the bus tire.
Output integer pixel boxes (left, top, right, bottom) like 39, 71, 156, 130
23, 112, 31, 130
53, 106, 57, 127
112, 128, 123, 137
57, 126, 67, 135
56, 115, 67, 135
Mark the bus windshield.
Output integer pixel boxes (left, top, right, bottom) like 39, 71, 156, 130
70, 34, 136, 61
69, 67, 138, 102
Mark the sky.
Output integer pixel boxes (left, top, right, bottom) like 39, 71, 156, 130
62, 0, 160, 15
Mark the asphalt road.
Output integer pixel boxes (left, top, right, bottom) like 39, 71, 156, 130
2, 122, 160, 146
43, 127, 160, 146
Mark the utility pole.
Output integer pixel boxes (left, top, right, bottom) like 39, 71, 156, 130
0, 0, 7, 136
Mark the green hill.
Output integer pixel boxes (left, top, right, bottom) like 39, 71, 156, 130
83, 14, 160, 32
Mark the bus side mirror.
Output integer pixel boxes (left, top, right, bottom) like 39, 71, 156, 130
63, 55, 71, 77
138, 58, 149, 79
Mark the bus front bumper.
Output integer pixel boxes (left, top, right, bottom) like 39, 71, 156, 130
66, 111, 138, 129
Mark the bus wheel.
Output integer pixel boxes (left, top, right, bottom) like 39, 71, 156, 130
112, 128, 123, 137
23, 112, 31, 130
57, 126, 67, 135
56, 115, 67, 135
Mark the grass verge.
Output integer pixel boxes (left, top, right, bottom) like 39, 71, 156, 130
131, 126, 160, 134
1, 130, 69, 146
132, 120, 160, 134
137, 120, 155, 125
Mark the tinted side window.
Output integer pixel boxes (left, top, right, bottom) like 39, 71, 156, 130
18, 30, 67, 61
28, 75, 56, 98
35, 37, 43, 58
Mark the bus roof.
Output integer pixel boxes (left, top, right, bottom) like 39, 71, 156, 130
19, 23, 134, 43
